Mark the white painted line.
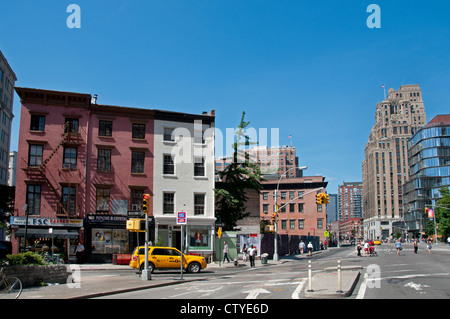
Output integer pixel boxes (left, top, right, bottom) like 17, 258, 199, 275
356, 274, 367, 299
292, 279, 306, 299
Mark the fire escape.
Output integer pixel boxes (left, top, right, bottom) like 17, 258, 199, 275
22, 121, 85, 218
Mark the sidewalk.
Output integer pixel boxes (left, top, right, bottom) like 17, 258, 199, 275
19, 261, 277, 299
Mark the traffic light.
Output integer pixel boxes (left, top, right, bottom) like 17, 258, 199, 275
272, 212, 277, 224
323, 193, 330, 205
142, 193, 150, 214
316, 193, 323, 205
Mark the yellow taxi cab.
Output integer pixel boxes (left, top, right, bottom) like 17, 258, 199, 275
374, 240, 381, 245
129, 246, 207, 273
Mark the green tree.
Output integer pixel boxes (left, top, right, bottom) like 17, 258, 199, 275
214, 112, 263, 231
435, 187, 450, 240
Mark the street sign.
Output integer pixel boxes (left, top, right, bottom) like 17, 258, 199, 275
217, 227, 222, 239
177, 212, 187, 225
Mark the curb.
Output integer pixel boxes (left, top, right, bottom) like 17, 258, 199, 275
68, 279, 198, 299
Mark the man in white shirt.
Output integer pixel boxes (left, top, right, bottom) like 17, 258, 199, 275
248, 245, 257, 268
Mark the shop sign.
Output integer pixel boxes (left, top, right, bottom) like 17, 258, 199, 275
10, 216, 83, 227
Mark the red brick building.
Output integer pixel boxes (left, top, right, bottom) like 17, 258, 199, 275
260, 176, 328, 241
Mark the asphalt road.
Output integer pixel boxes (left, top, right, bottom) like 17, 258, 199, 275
94, 243, 450, 300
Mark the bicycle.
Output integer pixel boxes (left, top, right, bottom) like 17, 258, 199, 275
0, 268, 23, 299
42, 252, 65, 264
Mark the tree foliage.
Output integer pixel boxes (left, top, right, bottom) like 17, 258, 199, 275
214, 112, 263, 231
435, 187, 450, 239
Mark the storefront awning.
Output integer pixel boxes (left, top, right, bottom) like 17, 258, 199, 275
14, 228, 80, 239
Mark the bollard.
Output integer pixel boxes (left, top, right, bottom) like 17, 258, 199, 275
336, 259, 343, 293
307, 260, 313, 292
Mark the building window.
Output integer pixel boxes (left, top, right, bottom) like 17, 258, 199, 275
26, 184, 41, 215
96, 188, 110, 213
97, 149, 111, 172
65, 118, 79, 133
317, 204, 323, 212
298, 219, 304, 229
298, 203, 304, 212
62, 185, 77, 215
163, 192, 174, 214
281, 192, 286, 200
163, 155, 175, 175
30, 115, 45, 131
28, 144, 43, 167
281, 220, 287, 230
317, 219, 323, 229
131, 151, 145, 173
99, 120, 112, 137
289, 203, 295, 213
194, 157, 205, 177
63, 147, 77, 170
263, 192, 268, 200
289, 191, 295, 200
263, 204, 269, 214
132, 123, 145, 139
194, 193, 205, 215
130, 189, 144, 211
163, 127, 175, 142
290, 220, 295, 230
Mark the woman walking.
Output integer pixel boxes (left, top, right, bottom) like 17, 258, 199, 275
395, 239, 402, 255
427, 238, 432, 254
413, 238, 419, 254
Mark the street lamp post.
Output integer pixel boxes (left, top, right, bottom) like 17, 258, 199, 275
273, 166, 307, 261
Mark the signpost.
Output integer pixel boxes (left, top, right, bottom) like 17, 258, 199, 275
177, 212, 187, 280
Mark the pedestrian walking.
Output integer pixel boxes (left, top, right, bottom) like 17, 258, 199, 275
75, 242, 85, 264
427, 238, 432, 254
364, 240, 370, 257
299, 240, 305, 255
447, 235, 450, 246
395, 239, 402, 255
307, 242, 313, 256
241, 244, 248, 263
413, 238, 419, 254
223, 241, 230, 263
248, 245, 256, 267
356, 242, 362, 256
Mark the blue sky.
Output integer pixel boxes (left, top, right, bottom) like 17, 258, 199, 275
2, 0, 450, 193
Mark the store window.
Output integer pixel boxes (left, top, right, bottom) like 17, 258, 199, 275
189, 226, 211, 249
91, 228, 128, 254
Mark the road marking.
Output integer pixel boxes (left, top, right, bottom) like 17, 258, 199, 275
356, 274, 367, 299
404, 282, 430, 291
244, 288, 271, 299
291, 279, 306, 299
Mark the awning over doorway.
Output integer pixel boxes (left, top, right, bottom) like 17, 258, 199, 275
14, 228, 80, 239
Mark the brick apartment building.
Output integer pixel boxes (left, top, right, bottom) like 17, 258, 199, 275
11, 87, 215, 262
260, 176, 328, 241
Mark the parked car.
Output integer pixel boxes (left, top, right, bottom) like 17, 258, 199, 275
129, 246, 207, 273
374, 240, 381, 245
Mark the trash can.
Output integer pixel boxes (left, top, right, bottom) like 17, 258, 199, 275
261, 253, 268, 265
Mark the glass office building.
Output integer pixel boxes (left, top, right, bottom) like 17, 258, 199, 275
404, 115, 450, 238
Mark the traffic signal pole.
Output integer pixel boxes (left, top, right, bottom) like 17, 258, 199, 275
142, 194, 151, 281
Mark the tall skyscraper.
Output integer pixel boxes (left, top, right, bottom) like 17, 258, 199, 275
403, 114, 450, 238
338, 182, 363, 220
362, 85, 426, 240
0, 50, 17, 185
